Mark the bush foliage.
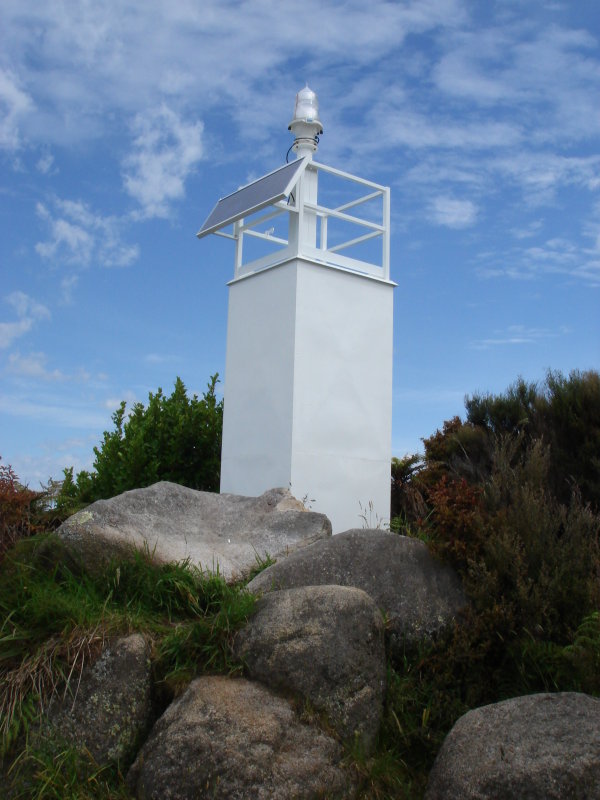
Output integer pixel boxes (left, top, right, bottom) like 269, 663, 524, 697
460, 368, 599, 508
58, 375, 223, 511
393, 369, 600, 642
381, 369, 600, 796
0, 459, 44, 563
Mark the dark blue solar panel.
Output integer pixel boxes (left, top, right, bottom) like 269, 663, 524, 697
197, 159, 307, 238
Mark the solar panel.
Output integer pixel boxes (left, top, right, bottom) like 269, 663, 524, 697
197, 158, 308, 239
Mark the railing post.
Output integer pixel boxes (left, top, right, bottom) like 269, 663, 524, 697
234, 219, 243, 277
320, 214, 328, 251
382, 187, 390, 282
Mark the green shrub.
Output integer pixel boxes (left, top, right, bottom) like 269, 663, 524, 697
465, 369, 600, 509
58, 375, 223, 507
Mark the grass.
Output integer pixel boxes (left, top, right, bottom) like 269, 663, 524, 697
0, 534, 257, 797
6, 744, 132, 800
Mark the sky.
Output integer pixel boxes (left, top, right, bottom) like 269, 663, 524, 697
1, 0, 599, 489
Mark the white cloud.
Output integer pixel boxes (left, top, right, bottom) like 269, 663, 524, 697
144, 353, 179, 365
35, 202, 94, 264
6, 351, 93, 383
7, 351, 65, 381
433, 21, 600, 145
374, 108, 523, 152
6, 291, 50, 320
60, 275, 79, 305
123, 105, 204, 218
35, 198, 140, 268
476, 234, 600, 287
0, 318, 34, 348
0, 392, 108, 429
470, 324, 570, 350
7, 446, 93, 489
572, 260, 600, 286
511, 220, 544, 240
2, 0, 597, 209
0, 69, 33, 150
9, 432, 104, 487
36, 152, 56, 174
492, 153, 600, 206
583, 201, 600, 252
399, 150, 600, 224
0, 0, 465, 152
0, 292, 50, 349
430, 195, 478, 228
404, 159, 486, 190
525, 238, 578, 266
103, 389, 138, 411
158, 69, 195, 96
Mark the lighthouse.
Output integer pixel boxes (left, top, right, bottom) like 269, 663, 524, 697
197, 87, 395, 532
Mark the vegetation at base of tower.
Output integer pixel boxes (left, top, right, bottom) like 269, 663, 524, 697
378, 368, 600, 797
1, 368, 599, 798
55, 374, 223, 517
0, 535, 256, 796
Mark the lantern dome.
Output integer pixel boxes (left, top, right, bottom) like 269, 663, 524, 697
292, 85, 321, 125
288, 85, 323, 158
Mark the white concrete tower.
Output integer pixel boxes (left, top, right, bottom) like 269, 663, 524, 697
197, 87, 395, 532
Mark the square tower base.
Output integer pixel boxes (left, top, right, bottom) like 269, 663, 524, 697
220, 258, 394, 533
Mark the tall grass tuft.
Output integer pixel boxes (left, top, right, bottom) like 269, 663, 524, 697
0, 534, 255, 766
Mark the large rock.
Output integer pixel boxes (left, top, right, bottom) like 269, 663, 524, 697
43, 633, 152, 766
234, 584, 385, 751
247, 529, 466, 657
127, 676, 354, 800
58, 483, 331, 582
425, 692, 600, 800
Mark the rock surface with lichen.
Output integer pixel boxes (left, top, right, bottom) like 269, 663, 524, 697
58, 482, 331, 582
127, 675, 355, 799
425, 692, 600, 800
42, 633, 152, 766
233, 584, 385, 753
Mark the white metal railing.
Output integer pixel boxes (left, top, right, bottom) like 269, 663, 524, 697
228, 161, 390, 282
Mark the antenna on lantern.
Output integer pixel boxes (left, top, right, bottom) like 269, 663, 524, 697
288, 85, 323, 160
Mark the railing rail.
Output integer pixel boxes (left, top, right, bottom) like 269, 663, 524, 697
226, 160, 390, 282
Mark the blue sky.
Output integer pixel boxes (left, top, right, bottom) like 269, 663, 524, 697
1, 0, 599, 489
